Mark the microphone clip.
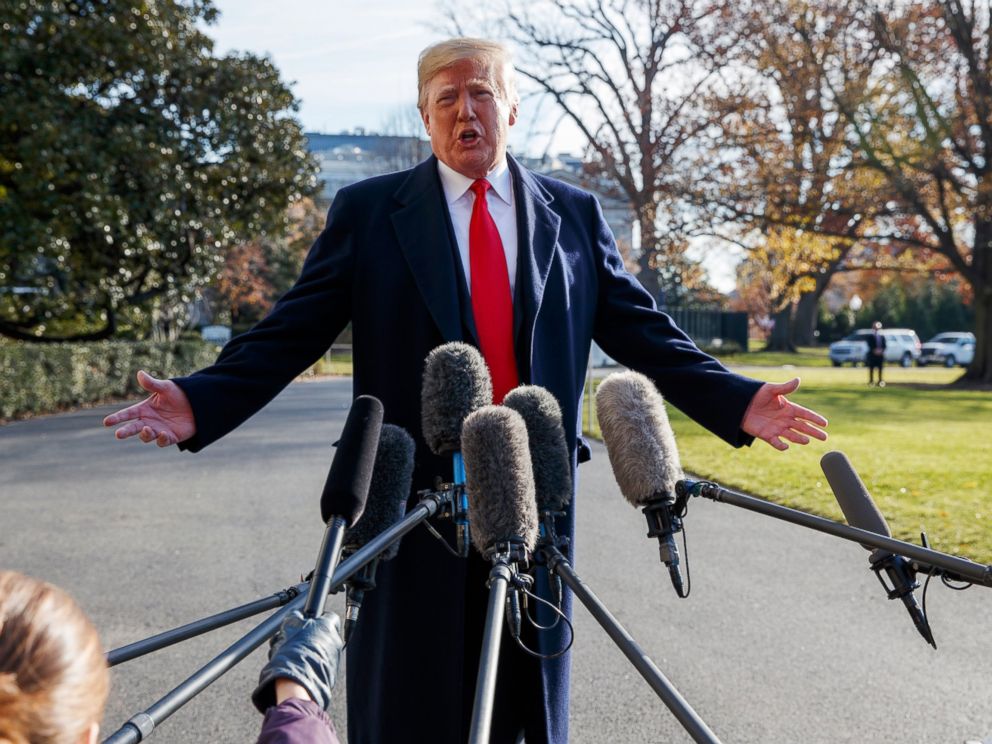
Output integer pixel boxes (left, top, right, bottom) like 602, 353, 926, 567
487, 537, 531, 566
642, 494, 689, 599
422, 479, 470, 557
535, 511, 569, 555
870, 551, 920, 600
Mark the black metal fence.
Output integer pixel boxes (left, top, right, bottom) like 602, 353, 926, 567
662, 307, 749, 352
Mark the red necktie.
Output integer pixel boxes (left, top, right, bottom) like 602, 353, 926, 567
469, 179, 518, 403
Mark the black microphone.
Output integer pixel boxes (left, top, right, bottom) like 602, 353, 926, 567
342, 424, 416, 641
595, 370, 687, 597
820, 451, 936, 648
306, 395, 383, 619
421, 342, 493, 556
503, 386, 573, 610
462, 405, 538, 640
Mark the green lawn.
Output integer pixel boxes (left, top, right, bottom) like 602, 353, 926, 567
584, 365, 992, 564
714, 342, 835, 367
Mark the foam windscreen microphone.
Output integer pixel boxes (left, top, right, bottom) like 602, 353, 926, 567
421, 342, 493, 455
503, 386, 572, 611
320, 395, 384, 526
307, 395, 383, 619
461, 406, 538, 562
595, 371, 687, 597
344, 424, 416, 559
421, 342, 493, 556
342, 424, 416, 641
502, 386, 573, 513
820, 451, 936, 648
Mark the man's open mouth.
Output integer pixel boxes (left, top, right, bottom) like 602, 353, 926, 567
459, 130, 480, 143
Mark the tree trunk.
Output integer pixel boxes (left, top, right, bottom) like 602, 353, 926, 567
634, 204, 661, 303
792, 291, 819, 347
962, 224, 991, 382
765, 306, 796, 352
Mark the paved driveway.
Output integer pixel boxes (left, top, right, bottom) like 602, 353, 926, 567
2, 377, 989, 743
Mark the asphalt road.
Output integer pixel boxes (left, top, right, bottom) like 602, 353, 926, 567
2, 377, 990, 744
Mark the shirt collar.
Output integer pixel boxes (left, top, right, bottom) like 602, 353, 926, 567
437, 158, 513, 206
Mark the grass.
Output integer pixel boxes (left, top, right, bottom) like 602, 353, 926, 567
584, 365, 992, 564
303, 349, 354, 377
714, 341, 835, 367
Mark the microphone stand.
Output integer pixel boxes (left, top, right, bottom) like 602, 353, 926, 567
468, 539, 529, 744
105, 489, 451, 668
107, 582, 308, 667
539, 542, 723, 744
102, 594, 306, 744
101, 489, 449, 744
677, 480, 992, 588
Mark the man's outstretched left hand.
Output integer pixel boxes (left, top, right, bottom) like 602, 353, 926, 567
741, 378, 828, 451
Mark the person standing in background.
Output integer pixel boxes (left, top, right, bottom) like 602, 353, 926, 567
867, 321, 887, 386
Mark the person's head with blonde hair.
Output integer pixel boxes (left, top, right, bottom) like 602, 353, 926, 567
0, 571, 109, 744
417, 38, 520, 179
417, 38, 519, 112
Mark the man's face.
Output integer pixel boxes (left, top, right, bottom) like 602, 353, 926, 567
420, 57, 517, 179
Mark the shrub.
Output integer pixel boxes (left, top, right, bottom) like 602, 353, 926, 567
0, 340, 220, 419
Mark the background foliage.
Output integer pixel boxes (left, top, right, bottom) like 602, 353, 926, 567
0, 0, 317, 342
0, 338, 219, 418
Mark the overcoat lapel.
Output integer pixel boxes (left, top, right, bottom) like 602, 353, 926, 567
510, 156, 562, 377
390, 156, 464, 344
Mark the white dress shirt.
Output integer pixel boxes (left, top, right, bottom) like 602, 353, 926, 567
436, 159, 518, 297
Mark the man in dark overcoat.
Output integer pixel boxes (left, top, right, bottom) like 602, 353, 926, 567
867, 320, 887, 386
105, 37, 827, 744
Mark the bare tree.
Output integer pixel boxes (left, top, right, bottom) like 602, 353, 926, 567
439, 0, 744, 305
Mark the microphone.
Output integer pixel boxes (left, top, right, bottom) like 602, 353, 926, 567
306, 395, 383, 619
820, 451, 936, 648
462, 405, 538, 663
461, 406, 538, 741
421, 342, 493, 556
342, 424, 416, 642
462, 406, 538, 561
595, 370, 687, 597
503, 386, 573, 610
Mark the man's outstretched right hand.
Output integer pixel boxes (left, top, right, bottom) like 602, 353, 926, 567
103, 370, 196, 447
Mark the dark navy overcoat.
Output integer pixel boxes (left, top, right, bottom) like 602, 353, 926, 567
175, 155, 762, 744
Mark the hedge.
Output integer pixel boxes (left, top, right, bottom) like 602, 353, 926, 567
0, 340, 221, 419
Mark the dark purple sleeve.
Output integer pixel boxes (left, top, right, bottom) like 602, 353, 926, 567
256, 698, 340, 744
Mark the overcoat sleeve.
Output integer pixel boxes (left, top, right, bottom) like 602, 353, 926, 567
175, 189, 358, 451
256, 698, 340, 744
586, 196, 763, 447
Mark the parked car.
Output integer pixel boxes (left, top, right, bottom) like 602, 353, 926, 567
828, 328, 922, 367
916, 332, 975, 367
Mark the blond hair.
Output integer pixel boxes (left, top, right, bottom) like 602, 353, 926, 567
417, 37, 519, 110
0, 572, 109, 744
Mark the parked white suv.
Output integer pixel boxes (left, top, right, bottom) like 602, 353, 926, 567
916, 332, 975, 367
828, 328, 922, 367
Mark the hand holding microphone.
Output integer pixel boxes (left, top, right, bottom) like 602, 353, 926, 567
252, 610, 344, 713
